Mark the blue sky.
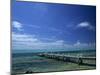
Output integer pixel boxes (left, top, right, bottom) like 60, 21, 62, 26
12, 1, 96, 52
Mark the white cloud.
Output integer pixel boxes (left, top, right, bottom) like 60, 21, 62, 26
74, 40, 90, 47
77, 21, 95, 31
73, 40, 95, 50
74, 40, 81, 46
12, 32, 37, 42
77, 22, 90, 27
12, 21, 23, 31
12, 32, 65, 50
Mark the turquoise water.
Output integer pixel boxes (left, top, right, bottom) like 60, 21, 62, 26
12, 50, 96, 74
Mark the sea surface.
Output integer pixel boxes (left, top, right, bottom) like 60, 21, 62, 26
12, 50, 96, 74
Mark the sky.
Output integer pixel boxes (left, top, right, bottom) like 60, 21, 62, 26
12, 1, 96, 52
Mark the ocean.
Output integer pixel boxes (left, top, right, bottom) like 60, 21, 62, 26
12, 50, 96, 74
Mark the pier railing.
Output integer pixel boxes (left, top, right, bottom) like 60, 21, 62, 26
38, 53, 96, 66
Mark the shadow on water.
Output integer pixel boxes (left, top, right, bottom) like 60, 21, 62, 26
81, 63, 96, 67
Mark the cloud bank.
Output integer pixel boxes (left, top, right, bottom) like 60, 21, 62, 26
12, 21, 96, 52
12, 32, 95, 51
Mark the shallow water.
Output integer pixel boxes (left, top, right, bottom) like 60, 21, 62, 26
12, 51, 96, 74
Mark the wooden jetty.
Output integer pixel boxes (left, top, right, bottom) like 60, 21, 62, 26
38, 53, 96, 66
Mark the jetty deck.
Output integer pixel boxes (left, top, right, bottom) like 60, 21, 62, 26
38, 53, 96, 66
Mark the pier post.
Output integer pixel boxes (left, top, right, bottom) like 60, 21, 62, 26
78, 58, 83, 65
